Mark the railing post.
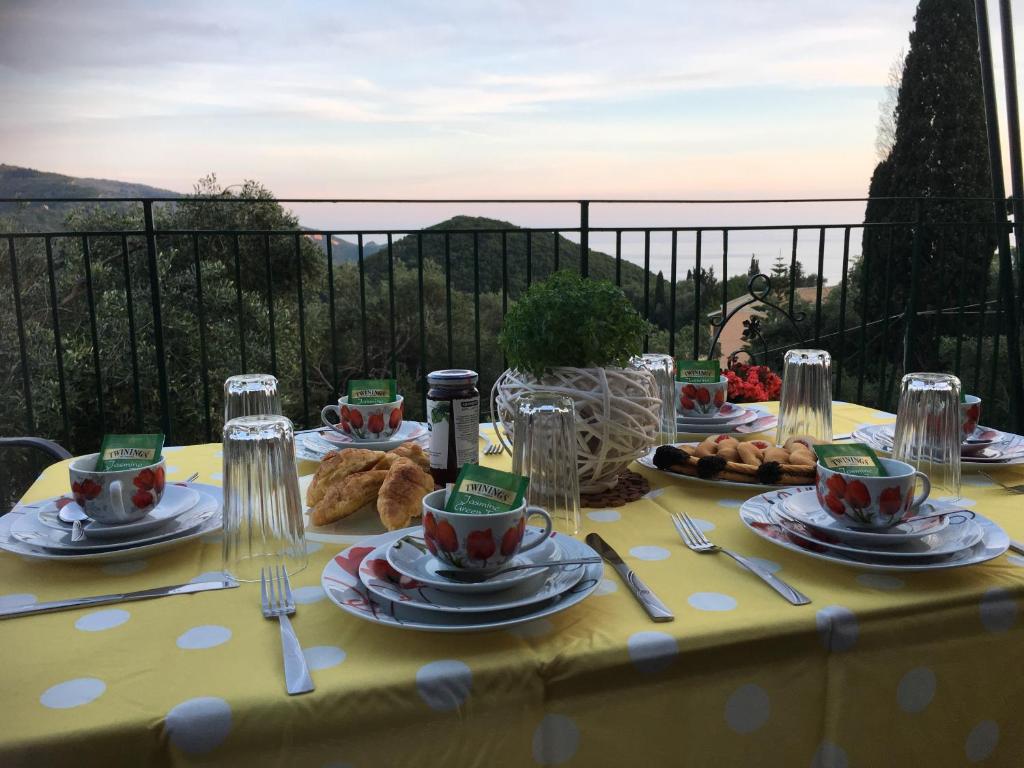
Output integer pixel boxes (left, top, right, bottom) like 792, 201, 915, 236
976, 0, 1024, 432
579, 201, 589, 277
143, 200, 172, 441
903, 201, 923, 375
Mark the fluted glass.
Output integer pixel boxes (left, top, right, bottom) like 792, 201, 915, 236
776, 349, 832, 444
893, 372, 961, 500
222, 415, 307, 582
224, 374, 281, 422
639, 353, 677, 446
512, 393, 581, 535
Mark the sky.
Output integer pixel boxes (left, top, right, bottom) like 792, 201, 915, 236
2, 0, 1022, 281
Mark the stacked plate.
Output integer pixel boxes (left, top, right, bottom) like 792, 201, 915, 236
852, 423, 1024, 468
739, 486, 1009, 572
321, 526, 602, 632
677, 404, 777, 436
0, 483, 223, 563
295, 422, 430, 461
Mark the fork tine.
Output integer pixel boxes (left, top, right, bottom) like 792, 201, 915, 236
281, 566, 295, 610
276, 564, 287, 614
680, 513, 709, 547
259, 567, 269, 614
670, 513, 696, 548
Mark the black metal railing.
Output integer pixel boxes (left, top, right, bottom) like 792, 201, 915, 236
1, 196, 1022, 456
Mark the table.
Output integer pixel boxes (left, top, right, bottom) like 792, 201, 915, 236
2, 402, 1023, 767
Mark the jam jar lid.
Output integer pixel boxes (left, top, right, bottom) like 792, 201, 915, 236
427, 369, 479, 388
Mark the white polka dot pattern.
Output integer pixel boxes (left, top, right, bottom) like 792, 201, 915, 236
897, 667, 936, 713
815, 605, 858, 652
75, 609, 130, 632
293, 585, 326, 604
415, 660, 472, 711
0, 593, 36, 611
532, 714, 580, 766
165, 697, 232, 755
303, 646, 346, 671
594, 578, 618, 596
627, 631, 679, 674
628, 546, 670, 561
40, 678, 106, 709
811, 740, 849, 768
725, 683, 770, 733
856, 573, 905, 590
965, 720, 999, 763
979, 588, 1018, 633
585, 509, 621, 522
688, 592, 737, 611
176, 625, 232, 650
507, 619, 555, 639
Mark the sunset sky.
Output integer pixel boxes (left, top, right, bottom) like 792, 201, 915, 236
2, 0, 1021, 279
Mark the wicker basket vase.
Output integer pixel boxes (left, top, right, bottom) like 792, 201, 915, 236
491, 365, 661, 493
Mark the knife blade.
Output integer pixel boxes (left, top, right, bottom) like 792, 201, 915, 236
0, 579, 238, 619
586, 533, 674, 622
1010, 540, 1024, 556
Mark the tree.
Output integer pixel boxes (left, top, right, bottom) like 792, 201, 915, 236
862, 0, 994, 371
747, 255, 761, 277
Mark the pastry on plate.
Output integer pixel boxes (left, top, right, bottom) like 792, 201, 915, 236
307, 448, 384, 507
310, 469, 388, 526
652, 435, 818, 486
378, 457, 435, 531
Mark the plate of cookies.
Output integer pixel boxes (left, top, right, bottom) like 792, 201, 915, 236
636, 435, 819, 489
301, 443, 436, 543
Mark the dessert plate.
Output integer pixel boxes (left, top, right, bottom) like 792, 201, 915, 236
738, 489, 1008, 572
386, 527, 561, 594
777, 488, 952, 546
770, 506, 983, 559
36, 485, 200, 539
322, 529, 602, 633
1, 484, 223, 563
318, 421, 428, 451
852, 424, 1024, 467
361, 539, 584, 612
675, 403, 748, 425
636, 442, 795, 491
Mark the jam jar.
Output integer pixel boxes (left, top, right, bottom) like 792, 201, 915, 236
426, 369, 480, 485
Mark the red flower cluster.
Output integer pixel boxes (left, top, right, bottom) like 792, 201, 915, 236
724, 363, 782, 403
71, 479, 102, 507
339, 404, 402, 436
131, 466, 165, 509
423, 511, 458, 555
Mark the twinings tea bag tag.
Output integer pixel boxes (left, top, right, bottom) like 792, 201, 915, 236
675, 359, 720, 383
346, 379, 397, 405
94, 434, 164, 471
815, 443, 888, 477
445, 465, 529, 515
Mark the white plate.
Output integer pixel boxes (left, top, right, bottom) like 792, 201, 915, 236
12, 494, 217, 552
2, 484, 223, 562
321, 529, 602, 632
852, 424, 1024, 467
386, 527, 560, 594
319, 421, 428, 451
361, 538, 583, 613
299, 474, 393, 543
778, 489, 951, 545
738, 489, 1009, 572
771, 505, 983, 559
675, 403, 749, 425
36, 485, 200, 540
635, 442, 793, 492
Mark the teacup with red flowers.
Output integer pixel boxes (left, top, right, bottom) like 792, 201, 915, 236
68, 453, 167, 525
420, 489, 553, 574
322, 395, 404, 441
960, 395, 982, 441
815, 457, 931, 529
676, 376, 730, 417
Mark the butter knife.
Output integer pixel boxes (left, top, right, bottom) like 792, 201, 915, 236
1009, 540, 1024, 556
586, 533, 674, 622
0, 579, 238, 619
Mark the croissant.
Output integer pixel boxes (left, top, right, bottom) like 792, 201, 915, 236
307, 448, 384, 507
310, 470, 387, 526
378, 458, 434, 531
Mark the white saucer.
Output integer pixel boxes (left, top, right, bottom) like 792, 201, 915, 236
319, 421, 428, 451
321, 528, 602, 633
777, 489, 953, 546
12, 493, 217, 552
361, 538, 584, 612
738, 489, 1009, 572
386, 526, 560, 594
36, 485, 199, 539
675, 403, 747, 425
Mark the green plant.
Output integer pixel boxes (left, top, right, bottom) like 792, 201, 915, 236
498, 271, 650, 378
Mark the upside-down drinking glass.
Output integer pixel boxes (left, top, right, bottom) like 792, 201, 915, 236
639, 353, 677, 446
224, 374, 281, 422
222, 415, 307, 582
776, 349, 832, 444
892, 372, 961, 500
512, 393, 581, 535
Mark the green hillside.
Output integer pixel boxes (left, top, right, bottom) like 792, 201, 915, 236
0, 164, 181, 230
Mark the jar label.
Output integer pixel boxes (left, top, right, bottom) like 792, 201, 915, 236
427, 398, 451, 470
427, 396, 480, 471
452, 396, 480, 468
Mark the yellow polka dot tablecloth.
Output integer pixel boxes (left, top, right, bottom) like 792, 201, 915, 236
2, 402, 1023, 767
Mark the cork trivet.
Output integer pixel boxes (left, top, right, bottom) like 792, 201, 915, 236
580, 470, 651, 508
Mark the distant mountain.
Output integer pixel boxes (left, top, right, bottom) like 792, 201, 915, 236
0, 164, 182, 230
304, 232, 386, 265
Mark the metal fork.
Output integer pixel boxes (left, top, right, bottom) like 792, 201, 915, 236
260, 565, 315, 695
670, 512, 811, 606
481, 432, 504, 455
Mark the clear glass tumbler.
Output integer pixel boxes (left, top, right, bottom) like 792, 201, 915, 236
222, 415, 307, 582
892, 372, 961, 500
639, 353, 677, 446
776, 349, 833, 444
511, 393, 581, 535
224, 374, 281, 422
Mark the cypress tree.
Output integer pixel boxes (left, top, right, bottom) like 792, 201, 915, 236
862, 0, 994, 371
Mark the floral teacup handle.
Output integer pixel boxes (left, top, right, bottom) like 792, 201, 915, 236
321, 404, 346, 435
909, 472, 931, 511
518, 507, 553, 553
